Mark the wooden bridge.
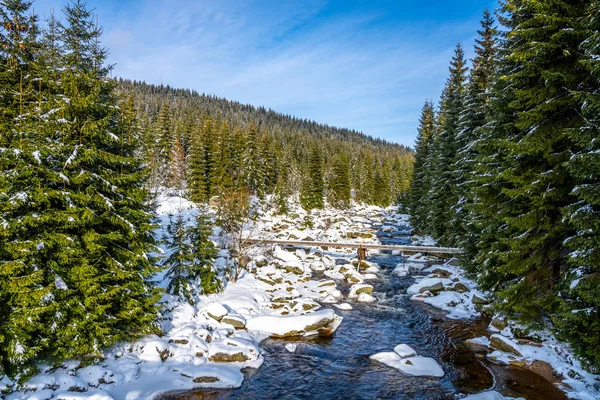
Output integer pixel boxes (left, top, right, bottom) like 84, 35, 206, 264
244, 238, 462, 260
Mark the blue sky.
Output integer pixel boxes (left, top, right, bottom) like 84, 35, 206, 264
33, 0, 498, 147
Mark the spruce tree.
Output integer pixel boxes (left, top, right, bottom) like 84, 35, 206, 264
409, 100, 436, 233
451, 10, 497, 253
427, 44, 467, 244
300, 147, 325, 210
555, 0, 600, 370
188, 119, 210, 203
162, 213, 195, 303
476, 0, 590, 321
189, 210, 220, 295
47, 0, 161, 361
329, 153, 351, 208
0, 0, 49, 376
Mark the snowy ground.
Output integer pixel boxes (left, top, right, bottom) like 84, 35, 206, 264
2, 194, 599, 400
404, 253, 600, 400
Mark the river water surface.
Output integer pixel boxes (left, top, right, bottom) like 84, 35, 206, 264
163, 218, 568, 400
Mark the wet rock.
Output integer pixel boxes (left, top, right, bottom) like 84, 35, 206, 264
464, 339, 490, 354
515, 337, 543, 347
508, 358, 527, 368
420, 281, 443, 294
254, 256, 268, 267
528, 360, 559, 383
490, 334, 522, 357
257, 276, 276, 286
317, 280, 336, 287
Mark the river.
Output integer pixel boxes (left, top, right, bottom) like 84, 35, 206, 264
162, 215, 568, 400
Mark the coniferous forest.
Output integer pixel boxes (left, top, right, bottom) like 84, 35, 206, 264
115, 80, 414, 210
409, 3, 600, 371
2, 0, 600, 398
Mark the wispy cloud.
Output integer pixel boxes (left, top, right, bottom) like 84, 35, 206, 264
33, 0, 497, 146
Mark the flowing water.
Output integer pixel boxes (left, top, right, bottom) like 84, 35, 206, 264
163, 219, 568, 400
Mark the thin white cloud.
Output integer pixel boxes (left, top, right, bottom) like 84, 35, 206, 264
33, 0, 491, 146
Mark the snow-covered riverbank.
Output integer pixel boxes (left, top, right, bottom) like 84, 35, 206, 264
2, 195, 599, 400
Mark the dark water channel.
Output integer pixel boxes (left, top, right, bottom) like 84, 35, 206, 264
163, 219, 568, 400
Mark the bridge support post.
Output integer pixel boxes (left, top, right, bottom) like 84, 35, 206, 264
358, 246, 367, 262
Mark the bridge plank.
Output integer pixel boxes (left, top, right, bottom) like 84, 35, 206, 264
244, 238, 462, 255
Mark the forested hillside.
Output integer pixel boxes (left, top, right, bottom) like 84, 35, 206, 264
115, 80, 414, 210
409, 3, 600, 371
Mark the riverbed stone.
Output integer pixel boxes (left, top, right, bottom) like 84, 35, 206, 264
490, 317, 508, 331
490, 334, 522, 357
472, 294, 489, 304
221, 315, 246, 329
349, 284, 373, 298
450, 282, 469, 293
431, 268, 452, 278
419, 282, 443, 294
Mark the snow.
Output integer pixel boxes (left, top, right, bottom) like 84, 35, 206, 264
155, 193, 196, 215
393, 344, 417, 358
370, 352, 445, 377
54, 276, 68, 290
245, 309, 339, 337
462, 391, 524, 400
33, 150, 41, 164
285, 343, 298, 353
64, 145, 79, 167
273, 246, 301, 263
203, 302, 228, 320
334, 302, 353, 311
406, 277, 450, 295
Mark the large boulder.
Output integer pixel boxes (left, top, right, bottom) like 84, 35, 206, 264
406, 278, 447, 295
245, 309, 339, 338
207, 338, 260, 362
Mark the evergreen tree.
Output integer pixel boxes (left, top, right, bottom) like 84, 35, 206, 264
162, 213, 195, 303
329, 153, 351, 208
168, 134, 187, 191
427, 44, 467, 243
409, 100, 436, 233
243, 121, 266, 199
51, 0, 161, 361
300, 147, 325, 210
451, 9, 497, 254
0, 0, 48, 376
555, 0, 600, 370
188, 118, 210, 202
481, 0, 590, 321
189, 210, 221, 295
